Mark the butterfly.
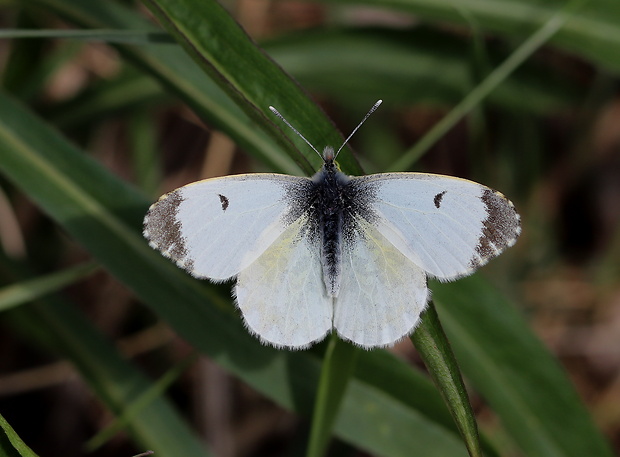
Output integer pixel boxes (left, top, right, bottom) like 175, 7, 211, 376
143, 100, 521, 349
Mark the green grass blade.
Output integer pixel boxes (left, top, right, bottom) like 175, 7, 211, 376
139, 0, 363, 175
31, 0, 301, 175
6, 299, 211, 457
389, 0, 583, 170
0, 28, 172, 44
434, 275, 614, 457
0, 414, 39, 457
85, 352, 200, 452
412, 302, 482, 457
306, 337, 359, 457
265, 27, 579, 116
325, 0, 620, 71
0, 262, 99, 312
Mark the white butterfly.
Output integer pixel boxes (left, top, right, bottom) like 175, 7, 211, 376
143, 100, 520, 349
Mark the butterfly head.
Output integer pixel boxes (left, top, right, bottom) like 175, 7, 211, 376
323, 146, 335, 162
321, 146, 342, 173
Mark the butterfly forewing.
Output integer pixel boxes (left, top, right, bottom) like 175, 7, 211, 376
353, 173, 521, 281
143, 174, 307, 280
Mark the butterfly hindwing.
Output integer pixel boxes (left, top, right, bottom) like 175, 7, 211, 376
352, 173, 521, 281
235, 216, 332, 349
143, 174, 307, 280
334, 218, 428, 347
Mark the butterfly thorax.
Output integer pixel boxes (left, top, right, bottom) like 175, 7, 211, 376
312, 152, 351, 298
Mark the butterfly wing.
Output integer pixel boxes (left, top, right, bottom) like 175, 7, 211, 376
235, 216, 332, 349
352, 173, 521, 281
143, 174, 309, 280
334, 218, 428, 347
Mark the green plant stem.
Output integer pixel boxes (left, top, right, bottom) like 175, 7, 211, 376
412, 302, 482, 457
306, 337, 359, 457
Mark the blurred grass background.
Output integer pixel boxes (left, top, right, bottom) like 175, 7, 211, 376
0, 0, 619, 456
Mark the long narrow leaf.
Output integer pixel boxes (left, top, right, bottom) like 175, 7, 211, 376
139, 0, 363, 175
306, 338, 359, 457
0, 29, 171, 43
0, 262, 98, 312
5, 299, 210, 457
412, 303, 482, 457
390, 0, 582, 170
31, 0, 302, 175
434, 276, 613, 457
0, 413, 39, 457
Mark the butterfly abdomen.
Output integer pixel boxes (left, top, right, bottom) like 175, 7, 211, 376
314, 167, 345, 297
321, 207, 344, 297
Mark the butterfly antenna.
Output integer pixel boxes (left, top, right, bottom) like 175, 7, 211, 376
335, 99, 382, 158
269, 106, 322, 159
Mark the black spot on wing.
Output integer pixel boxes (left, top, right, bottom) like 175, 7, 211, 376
218, 194, 229, 211
143, 190, 194, 271
470, 189, 521, 268
434, 191, 447, 208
